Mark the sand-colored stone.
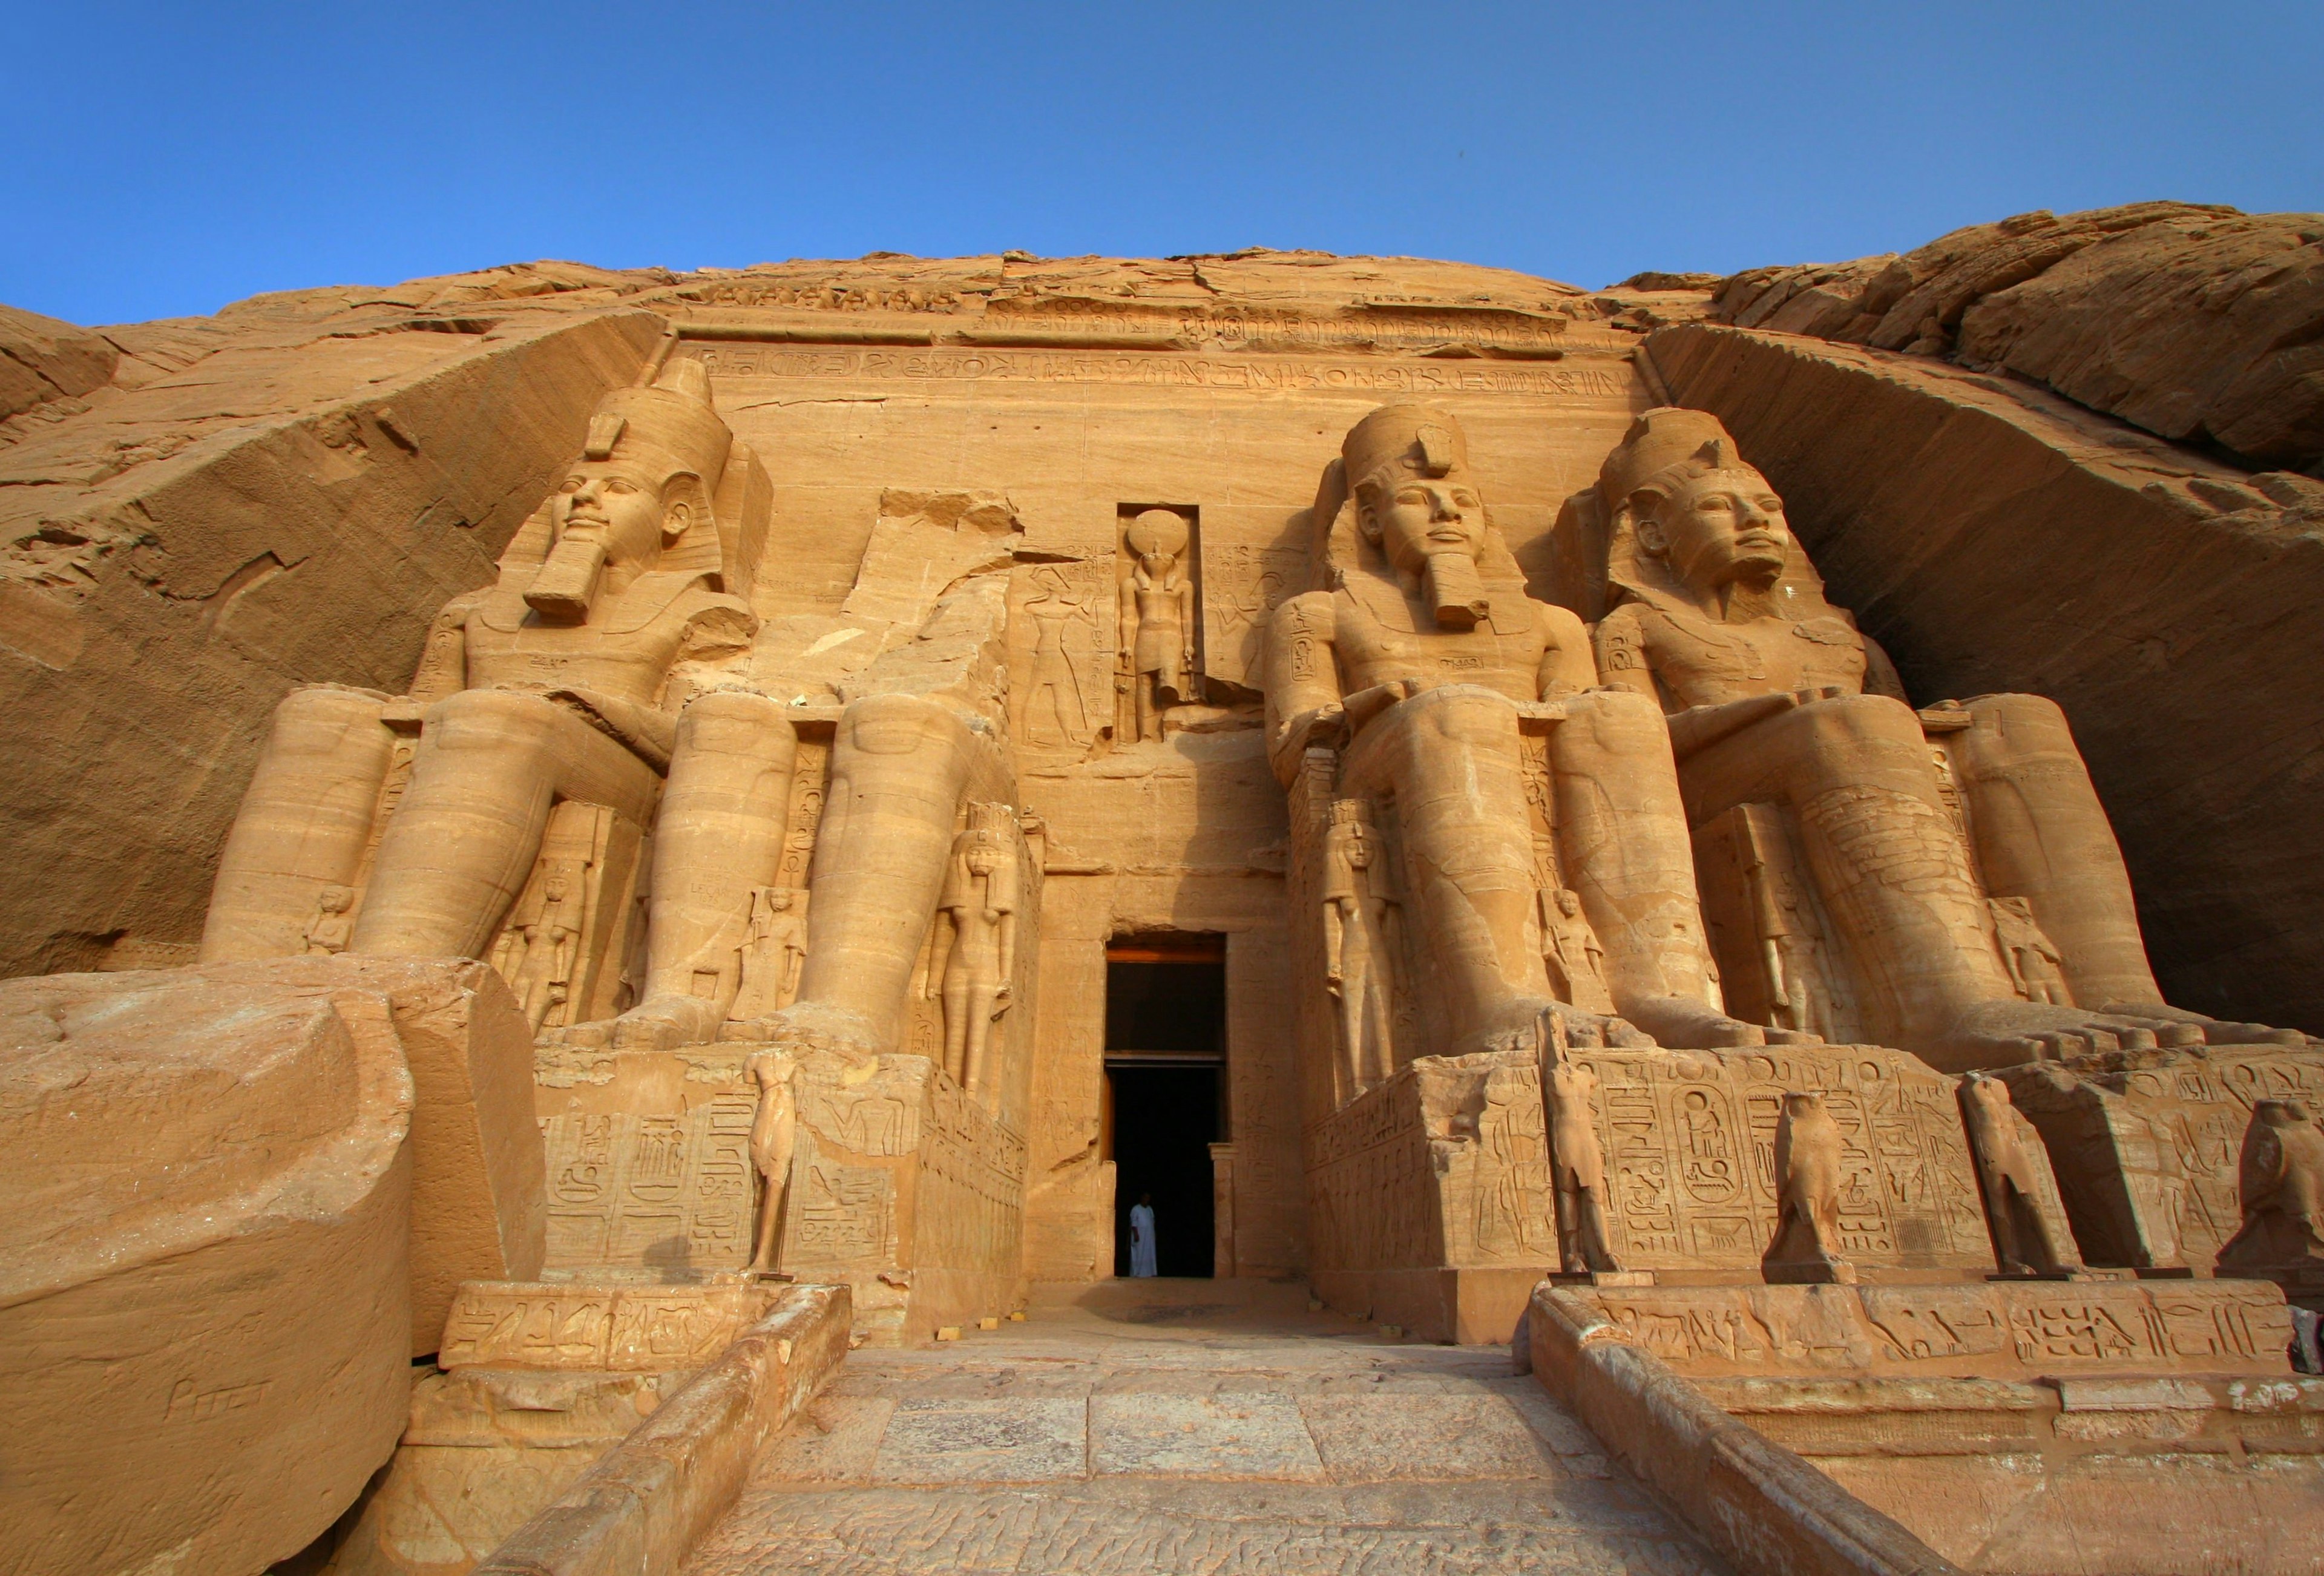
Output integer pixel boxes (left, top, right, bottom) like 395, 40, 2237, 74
10, 219, 2324, 1573
1645, 321, 2324, 1034
1713, 201, 2324, 472
0, 968, 413, 1575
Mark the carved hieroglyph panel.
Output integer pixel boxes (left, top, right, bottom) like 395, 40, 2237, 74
1564, 1278, 2291, 1380
1304, 1072, 1436, 1272
1199, 539, 1305, 693
2004, 1046, 2324, 1273
540, 1091, 757, 1273
436, 1281, 781, 1371
1569, 1046, 1993, 1273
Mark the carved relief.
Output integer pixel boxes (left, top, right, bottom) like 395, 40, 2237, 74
2217, 1097, 2324, 1282
437, 1281, 782, 1371
1012, 562, 1111, 751
1115, 505, 1200, 743
1693, 803, 1849, 1042
1999, 1046, 2324, 1274
1201, 539, 1304, 692
1959, 1071, 2081, 1275
1322, 798, 1401, 1101
931, 803, 1022, 1100
729, 886, 808, 1022
540, 1082, 757, 1272
1567, 1279, 2291, 1379
488, 799, 645, 1033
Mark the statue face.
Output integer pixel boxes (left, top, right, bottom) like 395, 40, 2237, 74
550, 461, 681, 571
1364, 473, 1485, 575
1557, 890, 1581, 918
1636, 467, 1790, 591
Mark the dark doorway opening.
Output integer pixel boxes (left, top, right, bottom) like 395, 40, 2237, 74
1105, 934, 1227, 1279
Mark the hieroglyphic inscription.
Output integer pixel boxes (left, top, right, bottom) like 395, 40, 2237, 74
1304, 1071, 1436, 1271
1567, 1279, 2291, 1379
914, 1072, 1028, 1275
1571, 1045, 1996, 1273
1201, 540, 1307, 692
436, 1281, 778, 1371
684, 343, 1632, 399
540, 1091, 757, 1272
776, 737, 831, 890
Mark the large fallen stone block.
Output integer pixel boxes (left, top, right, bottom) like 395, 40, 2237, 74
0, 968, 415, 1575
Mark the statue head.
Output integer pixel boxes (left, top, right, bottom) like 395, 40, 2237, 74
1961, 1070, 2014, 1115
317, 884, 352, 915
1600, 407, 1794, 601
1125, 508, 1188, 576
528, 356, 734, 621
1342, 405, 1491, 629
761, 887, 793, 914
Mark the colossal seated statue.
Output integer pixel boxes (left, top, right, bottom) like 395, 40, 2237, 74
1265, 404, 1796, 1072
199, 344, 996, 1063
1577, 406, 2303, 1068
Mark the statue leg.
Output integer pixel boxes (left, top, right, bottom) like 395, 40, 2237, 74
615, 692, 798, 1049
942, 965, 972, 1081
352, 691, 658, 960
1551, 689, 1787, 1049
200, 686, 395, 962
791, 695, 979, 1049
962, 982, 1000, 1097
1344, 687, 1544, 1049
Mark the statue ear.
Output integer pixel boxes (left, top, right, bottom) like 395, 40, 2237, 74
1352, 481, 1386, 544
661, 473, 707, 543
1624, 488, 1670, 557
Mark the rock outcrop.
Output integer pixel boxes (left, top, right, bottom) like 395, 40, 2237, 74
1714, 202, 2324, 473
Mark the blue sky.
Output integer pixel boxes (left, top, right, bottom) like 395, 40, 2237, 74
5, 0, 2319, 326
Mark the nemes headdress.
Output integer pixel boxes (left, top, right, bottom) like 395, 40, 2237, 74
497, 332, 770, 599
1341, 404, 1470, 494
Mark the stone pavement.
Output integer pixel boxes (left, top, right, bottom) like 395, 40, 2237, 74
680, 1282, 1730, 1576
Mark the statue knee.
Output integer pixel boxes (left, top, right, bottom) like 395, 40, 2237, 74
1561, 686, 1669, 756
677, 689, 796, 756
1793, 692, 1925, 763
1964, 692, 2077, 754
268, 685, 389, 747
841, 692, 971, 755
420, 688, 559, 765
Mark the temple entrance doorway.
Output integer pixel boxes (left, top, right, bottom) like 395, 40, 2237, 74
1104, 934, 1227, 1279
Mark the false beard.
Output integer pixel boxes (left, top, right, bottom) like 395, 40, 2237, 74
526, 535, 608, 622
1421, 553, 1489, 631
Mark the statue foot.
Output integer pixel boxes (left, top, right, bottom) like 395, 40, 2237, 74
1620, 995, 1819, 1050
609, 995, 730, 1051
1539, 1002, 1656, 1050
2095, 1002, 2312, 1049
1917, 998, 2226, 1074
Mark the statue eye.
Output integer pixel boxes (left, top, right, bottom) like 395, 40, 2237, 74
1453, 491, 1479, 508
605, 479, 635, 494
559, 477, 583, 492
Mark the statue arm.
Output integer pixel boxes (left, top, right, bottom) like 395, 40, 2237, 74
409, 589, 488, 703
1264, 593, 1344, 784
1535, 603, 1599, 700
1861, 633, 1909, 701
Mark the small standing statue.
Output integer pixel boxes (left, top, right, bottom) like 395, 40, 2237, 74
1538, 1019, 1623, 1274
730, 885, 808, 1022
1762, 1091, 1856, 1283
303, 884, 355, 957
1117, 508, 1196, 743
1958, 1072, 2075, 1275
1322, 799, 1400, 1095
1988, 896, 2073, 1006
508, 872, 583, 1032
1537, 888, 1612, 1014
745, 1050, 797, 1275
2217, 1098, 2324, 1274
933, 809, 1019, 1098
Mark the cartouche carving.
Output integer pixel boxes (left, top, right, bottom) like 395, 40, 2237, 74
1762, 1091, 1856, 1284
1583, 405, 2304, 1068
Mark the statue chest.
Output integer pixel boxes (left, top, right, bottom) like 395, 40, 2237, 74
1334, 589, 1539, 698
464, 613, 689, 704
1649, 611, 1866, 704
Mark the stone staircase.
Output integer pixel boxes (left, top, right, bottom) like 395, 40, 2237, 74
677, 1282, 1730, 1576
